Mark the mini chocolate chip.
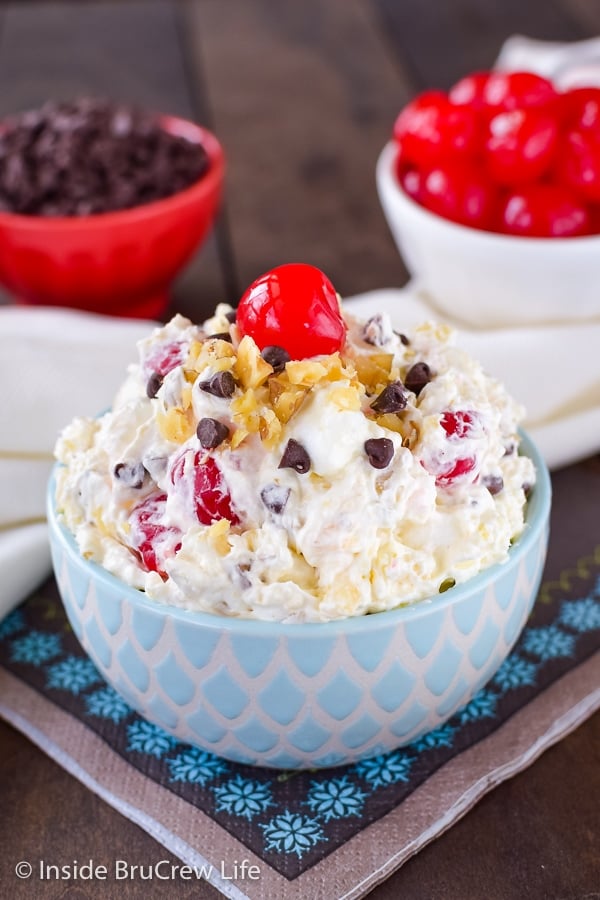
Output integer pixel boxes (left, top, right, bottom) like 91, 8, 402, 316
146, 372, 163, 399
199, 371, 236, 398
197, 418, 229, 449
0, 98, 209, 217
114, 462, 145, 489
504, 443, 516, 457
395, 331, 410, 346
523, 482, 533, 500
261, 345, 291, 374
225, 309, 237, 324
278, 439, 311, 474
363, 314, 390, 347
483, 474, 504, 496
404, 362, 431, 396
260, 484, 291, 514
370, 381, 407, 414
364, 438, 394, 469
206, 331, 233, 343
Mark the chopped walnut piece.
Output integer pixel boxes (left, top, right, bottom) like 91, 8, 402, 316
234, 335, 274, 390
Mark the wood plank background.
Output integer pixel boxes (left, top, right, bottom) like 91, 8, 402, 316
0, 0, 599, 314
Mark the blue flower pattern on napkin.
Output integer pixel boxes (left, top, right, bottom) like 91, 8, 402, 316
1, 569, 598, 871
493, 655, 538, 693
457, 689, 498, 725
214, 773, 274, 819
85, 686, 132, 723
261, 811, 325, 857
522, 625, 576, 660
410, 723, 456, 753
127, 720, 176, 758
10, 630, 62, 665
0, 608, 26, 640
46, 655, 100, 694
306, 776, 367, 822
559, 596, 600, 632
355, 750, 413, 788
167, 747, 229, 784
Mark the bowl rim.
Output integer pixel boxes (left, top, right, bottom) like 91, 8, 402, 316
0, 115, 224, 231
47, 429, 551, 636
377, 139, 600, 248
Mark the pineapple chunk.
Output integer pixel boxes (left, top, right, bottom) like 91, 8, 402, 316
206, 519, 231, 555
156, 407, 196, 444
231, 388, 261, 433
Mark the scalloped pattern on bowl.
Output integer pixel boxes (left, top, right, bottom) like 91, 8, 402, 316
48, 455, 550, 769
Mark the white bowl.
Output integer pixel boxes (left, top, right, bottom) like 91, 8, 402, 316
376, 141, 600, 329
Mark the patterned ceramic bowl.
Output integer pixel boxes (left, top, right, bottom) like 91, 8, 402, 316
47, 432, 551, 769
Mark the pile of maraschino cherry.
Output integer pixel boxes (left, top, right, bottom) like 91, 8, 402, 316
392, 70, 600, 237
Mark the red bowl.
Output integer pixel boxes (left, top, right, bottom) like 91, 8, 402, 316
0, 116, 224, 318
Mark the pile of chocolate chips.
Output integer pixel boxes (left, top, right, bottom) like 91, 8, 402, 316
0, 97, 210, 216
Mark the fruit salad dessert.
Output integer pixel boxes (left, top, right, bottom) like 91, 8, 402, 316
393, 70, 600, 236
55, 264, 535, 622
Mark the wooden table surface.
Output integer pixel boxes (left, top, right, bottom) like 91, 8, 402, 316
1, 1, 599, 898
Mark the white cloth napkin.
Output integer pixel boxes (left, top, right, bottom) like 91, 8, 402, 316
496, 34, 600, 87
0, 306, 155, 621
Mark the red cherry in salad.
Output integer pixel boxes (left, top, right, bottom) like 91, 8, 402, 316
129, 492, 182, 575
420, 162, 498, 229
193, 455, 240, 526
142, 340, 186, 378
440, 410, 477, 438
435, 456, 477, 487
236, 263, 346, 360
393, 90, 480, 164
436, 411, 478, 486
421, 411, 480, 487
485, 109, 558, 185
482, 71, 558, 114
556, 129, 600, 204
501, 184, 590, 237
449, 71, 491, 111
170, 450, 240, 526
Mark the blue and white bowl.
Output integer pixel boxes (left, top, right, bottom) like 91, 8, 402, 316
48, 432, 551, 769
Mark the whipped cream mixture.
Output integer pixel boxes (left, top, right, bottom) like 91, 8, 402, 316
55, 304, 535, 622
